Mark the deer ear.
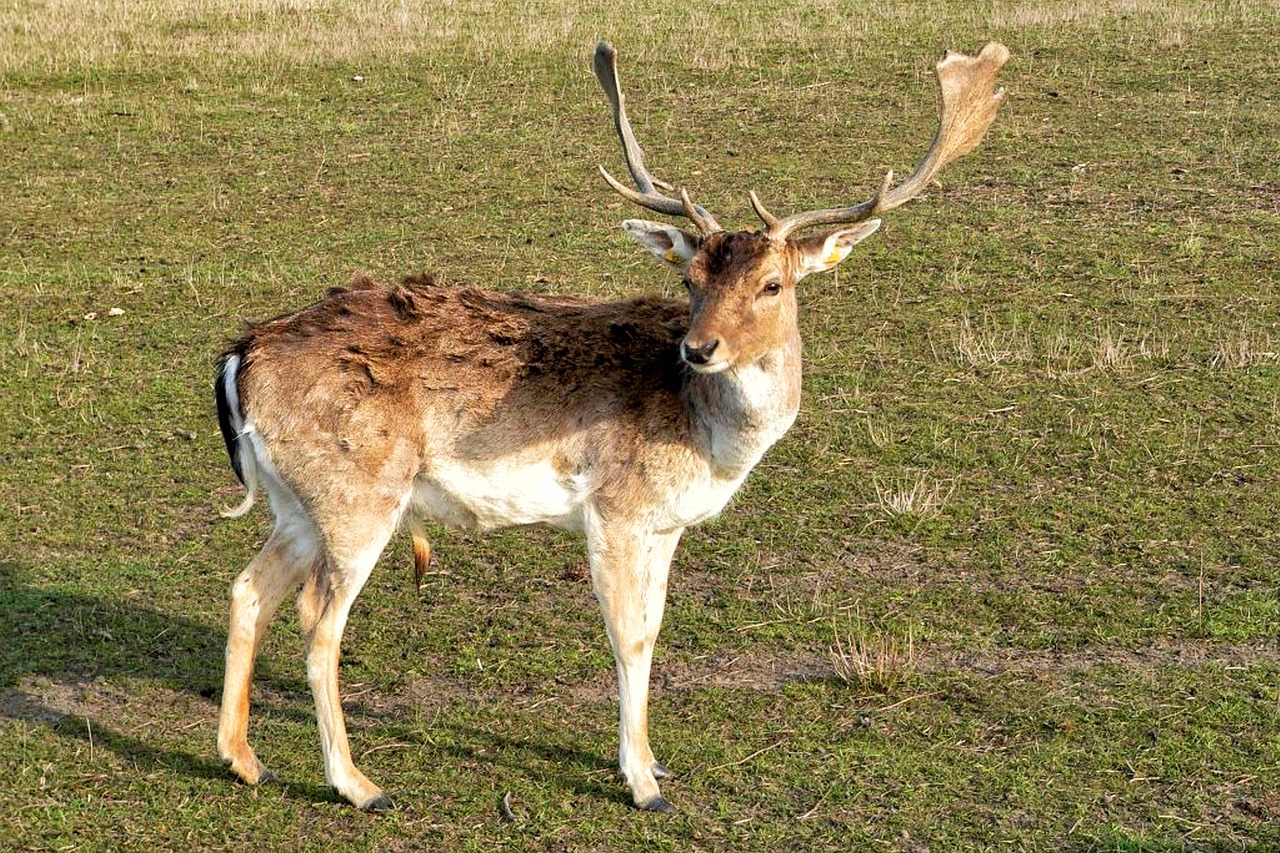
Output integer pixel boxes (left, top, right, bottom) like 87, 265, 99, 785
621, 220, 701, 271
794, 219, 881, 280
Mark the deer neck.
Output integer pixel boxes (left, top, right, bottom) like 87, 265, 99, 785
685, 333, 802, 479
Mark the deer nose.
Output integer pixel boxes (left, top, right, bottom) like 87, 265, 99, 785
682, 338, 719, 365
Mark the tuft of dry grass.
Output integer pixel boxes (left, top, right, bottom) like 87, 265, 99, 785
950, 313, 1176, 376
829, 615, 918, 691
1210, 326, 1280, 369
872, 473, 953, 523
952, 312, 1031, 368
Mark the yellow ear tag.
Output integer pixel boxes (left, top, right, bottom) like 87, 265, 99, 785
826, 246, 850, 266
664, 247, 681, 263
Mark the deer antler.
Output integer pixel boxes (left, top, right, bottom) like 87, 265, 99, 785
594, 41, 723, 235
754, 42, 1010, 241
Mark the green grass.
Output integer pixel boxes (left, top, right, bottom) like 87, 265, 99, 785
3, 0, 1280, 849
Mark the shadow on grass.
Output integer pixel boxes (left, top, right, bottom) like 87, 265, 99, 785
0, 560, 226, 694
0, 559, 338, 795
0, 558, 237, 780
432, 721, 626, 807
0, 558, 626, 809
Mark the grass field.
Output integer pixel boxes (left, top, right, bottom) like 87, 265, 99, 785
2, 1, 1279, 849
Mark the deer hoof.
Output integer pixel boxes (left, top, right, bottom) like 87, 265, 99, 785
651, 761, 670, 779
360, 793, 396, 812
639, 795, 674, 813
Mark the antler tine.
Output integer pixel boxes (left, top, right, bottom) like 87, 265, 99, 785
759, 42, 1010, 241
748, 190, 779, 231
593, 41, 722, 235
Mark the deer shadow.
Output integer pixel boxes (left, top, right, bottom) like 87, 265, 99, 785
0, 558, 236, 782
0, 558, 620, 809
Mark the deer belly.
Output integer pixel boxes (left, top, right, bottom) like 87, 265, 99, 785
412, 458, 587, 532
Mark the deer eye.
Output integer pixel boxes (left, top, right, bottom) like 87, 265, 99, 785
681, 277, 693, 292
759, 279, 783, 297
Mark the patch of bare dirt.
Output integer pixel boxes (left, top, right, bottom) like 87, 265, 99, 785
1, 674, 219, 730
5, 638, 1274, 733
919, 637, 1280, 678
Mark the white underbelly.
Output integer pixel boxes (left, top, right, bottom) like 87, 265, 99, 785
413, 457, 588, 532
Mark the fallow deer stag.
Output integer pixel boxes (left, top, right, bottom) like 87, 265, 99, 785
214, 40, 1009, 812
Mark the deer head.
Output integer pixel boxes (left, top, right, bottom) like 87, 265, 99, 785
594, 40, 1009, 373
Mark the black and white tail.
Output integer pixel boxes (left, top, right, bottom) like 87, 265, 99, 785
214, 353, 259, 518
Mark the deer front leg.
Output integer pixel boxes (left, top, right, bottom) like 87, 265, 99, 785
587, 522, 684, 811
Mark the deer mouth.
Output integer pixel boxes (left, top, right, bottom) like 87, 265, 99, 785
683, 356, 732, 375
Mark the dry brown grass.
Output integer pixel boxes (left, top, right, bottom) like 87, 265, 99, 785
829, 615, 918, 691
1210, 325, 1280, 369
8, 0, 1268, 81
988, 0, 1234, 29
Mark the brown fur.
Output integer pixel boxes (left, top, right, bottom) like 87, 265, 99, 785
231, 276, 703, 522
214, 213, 861, 814
215, 229, 886, 814
235, 275, 688, 429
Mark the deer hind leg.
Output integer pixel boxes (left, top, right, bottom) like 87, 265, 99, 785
297, 515, 400, 811
218, 518, 318, 785
587, 522, 684, 811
